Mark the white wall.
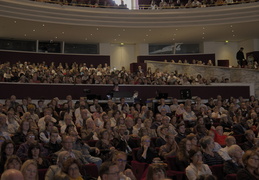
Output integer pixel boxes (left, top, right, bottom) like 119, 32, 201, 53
110, 44, 136, 70
99, 43, 110, 55
203, 41, 238, 66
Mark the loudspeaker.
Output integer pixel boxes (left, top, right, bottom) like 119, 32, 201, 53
180, 89, 191, 99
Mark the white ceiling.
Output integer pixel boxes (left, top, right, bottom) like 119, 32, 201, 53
1, 1, 259, 45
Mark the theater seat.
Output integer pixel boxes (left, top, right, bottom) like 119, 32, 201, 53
209, 164, 224, 180
86, 140, 98, 147
167, 170, 186, 180
38, 169, 48, 180
166, 156, 178, 171
225, 173, 237, 180
82, 163, 99, 178
131, 160, 149, 180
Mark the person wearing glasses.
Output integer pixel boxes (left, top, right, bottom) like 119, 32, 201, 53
137, 136, 159, 164
99, 161, 120, 180
237, 150, 259, 180
112, 151, 136, 180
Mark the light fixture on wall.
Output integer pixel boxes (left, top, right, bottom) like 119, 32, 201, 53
120, 43, 124, 46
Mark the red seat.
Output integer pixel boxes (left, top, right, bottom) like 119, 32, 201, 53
167, 170, 186, 180
82, 163, 99, 178
131, 160, 149, 180
225, 174, 237, 180
166, 156, 178, 171
209, 164, 224, 180
38, 169, 48, 180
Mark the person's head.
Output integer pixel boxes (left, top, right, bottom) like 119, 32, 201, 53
242, 150, 259, 169
186, 133, 198, 146
1, 169, 24, 180
141, 135, 151, 148
144, 119, 152, 128
146, 163, 166, 180
227, 145, 243, 160
20, 119, 30, 132
85, 118, 95, 129
62, 158, 82, 179
1, 140, 15, 157
196, 124, 207, 134
64, 114, 73, 125
125, 117, 134, 128
50, 127, 59, 143
62, 136, 73, 151
245, 129, 255, 142
28, 142, 41, 159
165, 133, 176, 146
155, 113, 162, 122
177, 123, 186, 134
98, 129, 109, 140
45, 120, 54, 132
20, 159, 38, 180
112, 151, 127, 172
160, 126, 169, 136
118, 124, 128, 136
56, 151, 71, 167
25, 132, 36, 144
80, 109, 88, 120
215, 126, 223, 136
99, 161, 120, 180
189, 149, 203, 165
161, 116, 170, 126
4, 155, 22, 171
200, 136, 214, 151
225, 136, 236, 147
179, 138, 192, 153
240, 47, 244, 51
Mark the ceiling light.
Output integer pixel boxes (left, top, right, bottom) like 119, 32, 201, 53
96, 28, 99, 30
123, 29, 125, 31
14, 21, 16, 23
120, 43, 124, 45
42, 24, 45, 27
146, 34, 148, 36
176, 29, 178, 31
225, 40, 229, 43
118, 34, 120, 36
149, 29, 151, 31
62, 32, 65, 34
33, 29, 35, 32
90, 34, 93, 36
55, 37, 58, 39
85, 38, 87, 40
24, 34, 26, 36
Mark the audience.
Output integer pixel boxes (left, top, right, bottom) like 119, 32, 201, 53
0, 89, 259, 179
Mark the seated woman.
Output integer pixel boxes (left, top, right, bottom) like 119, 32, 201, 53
237, 150, 259, 180
21, 159, 38, 180
223, 145, 244, 175
81, 118, 99, 141
132, 117, 144, 137
55, 158, 84, 180
146, 163, 167, 180
175, 138, 192, 171
186, 133, 199, 151
95, 129, 116, 161
0, 140, 15, 173
143, 119, 157, 138
200, 136, 224, 166
27, 142, 50, 169
4, 155, 22, 171
186, 149, 212, 180
137, 136, 159, 164
12, 119, 31, 146
159, 133, 179, 160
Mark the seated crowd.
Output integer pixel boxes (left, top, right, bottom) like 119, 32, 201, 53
0, 93, 259, 179
0, 61, 231, 85
32, 0, 257, 9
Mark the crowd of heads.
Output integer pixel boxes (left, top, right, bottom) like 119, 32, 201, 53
0, 93, 259, 179
0, 61, 232, 86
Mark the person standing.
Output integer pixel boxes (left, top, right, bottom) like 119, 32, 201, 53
236, 47, 245, 67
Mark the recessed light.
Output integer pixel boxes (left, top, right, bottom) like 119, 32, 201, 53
123, 29, 125, 31
24, 34, 26, 36
62, 32, 65, 34
118, 34, 120, 36
149, 29, 151, 31
96, 28, 99, 30
176, 29, 178, 31
85, 38, 87, 40
33, 29, 35, 32
55, 37, 58, 39
146, 34, 148, 36
90, 34, 93, 36
114, 39, 117, 41
14, 21, 16, 23
42, 24, 45, 27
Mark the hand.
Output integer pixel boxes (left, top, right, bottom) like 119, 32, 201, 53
95, 148, 100, 155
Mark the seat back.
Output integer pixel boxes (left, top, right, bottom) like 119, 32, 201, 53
166, 156, 177, 171
225, 173, 237, 180
131, 160, 149, 180
210, 164, 224, 180
82, 163, 99, 178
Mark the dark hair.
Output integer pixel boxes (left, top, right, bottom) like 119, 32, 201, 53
28, 142, 41, 159
99, 161, 117, 178
188, 149, 200, 162
0, 140, 15, 164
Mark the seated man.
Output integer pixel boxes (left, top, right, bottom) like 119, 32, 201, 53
175, 123, 187, 144
157, 98, 171, 114
218, 136, 237, 161
99, 161, 120, 180
55, 135, 87, 165
159, 133, 179, 159
38, 108, 57, 132
157, 116, 177, 137
69, 130, 102, 169
40, 120, 61, 144
242, 129, 258, 151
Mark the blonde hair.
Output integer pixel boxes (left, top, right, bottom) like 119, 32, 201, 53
21, 159, 38, 180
